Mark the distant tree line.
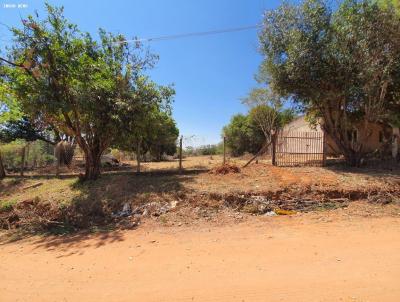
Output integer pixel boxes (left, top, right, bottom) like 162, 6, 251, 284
184, 143, 224, 156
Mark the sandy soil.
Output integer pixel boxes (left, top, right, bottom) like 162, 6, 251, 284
1, 208, 400, 302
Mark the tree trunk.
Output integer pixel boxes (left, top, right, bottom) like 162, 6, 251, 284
343, 151, 362, 167
321, 117, 364, 167
74, 135, 104, 181
0, 151, 6, 179
25, 142, 30, 169
392, 127, 399, 161
84, 150, 102, 180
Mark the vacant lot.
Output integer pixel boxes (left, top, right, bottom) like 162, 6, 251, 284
0, 156, 399, 233
2, 155, 400, 199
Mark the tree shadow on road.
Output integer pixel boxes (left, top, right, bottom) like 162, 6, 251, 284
28, 228, 127, 257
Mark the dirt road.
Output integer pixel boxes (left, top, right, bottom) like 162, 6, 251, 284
1, 213, 400, 302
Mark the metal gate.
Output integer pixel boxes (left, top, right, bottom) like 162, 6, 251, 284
273, 131, 325, 167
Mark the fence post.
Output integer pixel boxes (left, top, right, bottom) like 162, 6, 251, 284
25, 142, 30, 169
179, 136, 183, 172
0, 150, 5, 179
56, 157, 60, 177
136, 138, 141, 173
20, 146, 26, 176
322, 130, 327, 167
272, 134, 277, 166
223, 136, 226, 165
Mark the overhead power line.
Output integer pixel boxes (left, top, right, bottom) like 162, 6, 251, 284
0, 24, 262, 46
115, 24, 261, 44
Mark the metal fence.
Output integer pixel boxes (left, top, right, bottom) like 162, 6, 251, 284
273, 131, 325, 167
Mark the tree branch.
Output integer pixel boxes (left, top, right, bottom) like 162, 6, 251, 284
0, 56, 39, 82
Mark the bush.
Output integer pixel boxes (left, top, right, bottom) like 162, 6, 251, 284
0, 139, 55, 170
183, 143, 223, 156
222, 114, 264, 156
0, 199, 17, 213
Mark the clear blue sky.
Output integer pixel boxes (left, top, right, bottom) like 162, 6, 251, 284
0, 0, 284, 147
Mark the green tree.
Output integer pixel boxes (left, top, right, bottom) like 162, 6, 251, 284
112, 85, 176, 166
0, 4, 172, 179
0, 79, 23, 178
377, 0, 400, 13
145, 112, 179, 161
0, 117, 58, 144
222, 114, 264, 156
244, 89, 294, 141
259, 0, 400, 166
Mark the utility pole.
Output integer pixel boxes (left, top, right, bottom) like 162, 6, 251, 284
136, 138, 141, 173
179, 136, 183, 172
223, 136, 226, 165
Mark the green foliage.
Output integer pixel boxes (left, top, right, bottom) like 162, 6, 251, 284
0, 4, 175, 179
376, 0, 400, 13
0, 199, 17, 213
144, 112, 179, 160
0, 140, 25, 168
0, 139, 54, 169
0, 117, 55, 144
0, 81, 23, 124
241, 87, 294, 140
248, 105, 294, 135
114, 107, 179, 161
184, 144, 223, 156
197, 144, 222, 156
259, 0, 400, 165
241, 88, 276, 107
223, 99, 294, 157
222, 114, 264, 156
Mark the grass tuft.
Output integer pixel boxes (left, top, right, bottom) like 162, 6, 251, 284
0, 199, 17, 212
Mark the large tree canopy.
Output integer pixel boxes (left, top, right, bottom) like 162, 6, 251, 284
223, 114, 263, 157
259, 0, 400, 165
0, 4, 175, 179
0, 117, 56, 144
114, 105, 179, 162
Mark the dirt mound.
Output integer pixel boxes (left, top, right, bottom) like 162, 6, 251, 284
210, 164, 241, 175
0, 197, 62, 231
0, 196, 116, 233
0, 196, 179, 233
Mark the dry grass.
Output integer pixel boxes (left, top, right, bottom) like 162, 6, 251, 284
0, 155, 399, 234
1, 155, 399, 205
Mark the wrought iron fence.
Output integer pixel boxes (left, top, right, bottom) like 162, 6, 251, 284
273, 131, 325, 167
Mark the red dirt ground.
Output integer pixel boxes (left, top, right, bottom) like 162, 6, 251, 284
1, 203, 400, 302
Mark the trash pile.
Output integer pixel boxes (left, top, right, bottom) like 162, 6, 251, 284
110, 200, 180, 228
209, 163, 241, 175
113, 200, 179, 218
220, 192, 352, 215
